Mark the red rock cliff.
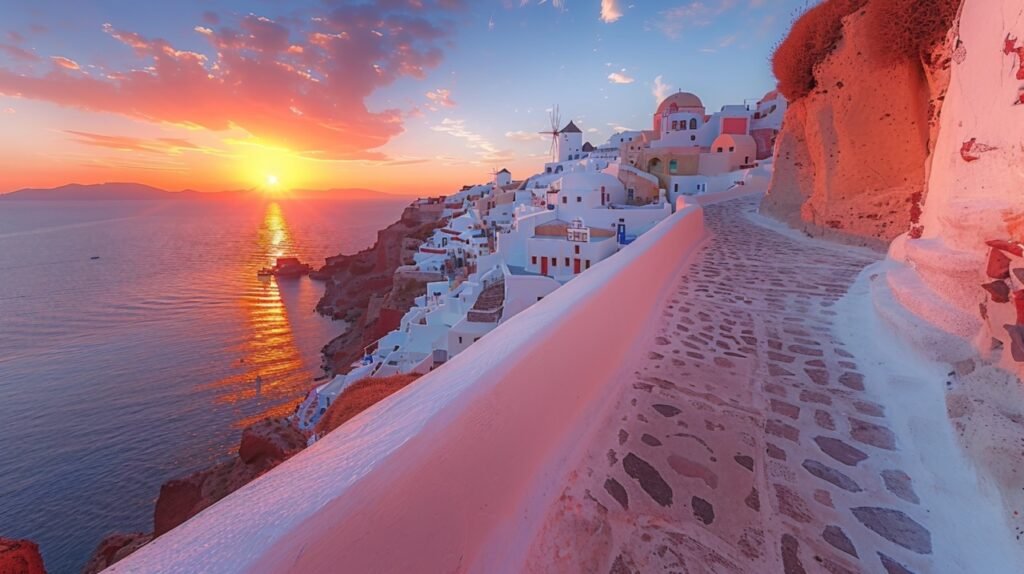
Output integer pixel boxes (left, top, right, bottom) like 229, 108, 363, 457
761, 0, 957, 249
314, 203, 445, 374
0, 538, 45, 574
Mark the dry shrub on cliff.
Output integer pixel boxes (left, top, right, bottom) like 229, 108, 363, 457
865, 0, 961, 62
772, 0, 868, 101
315, 374, 421, 435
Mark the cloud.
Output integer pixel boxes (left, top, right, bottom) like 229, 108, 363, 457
608, 123, 637, 133
434, 117, 513, 162
63, 130, 210, 155
425, 88, 456, 110
505, 130, 544, 142
0, 3, 465, 160
50, 56, 80, 70
0, 43, 40, 62
600, 0, 624, 23
652, 75, 673, 103
654, 1, 738, 39
607, 70, 634, 84
2, 107, 13, 114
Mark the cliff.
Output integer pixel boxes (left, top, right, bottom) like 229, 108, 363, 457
82, 418, 305, 573
761, 0, 957, 249
0, 538, 45, 574
314, 203, 445, 374
313, 374, 420, 436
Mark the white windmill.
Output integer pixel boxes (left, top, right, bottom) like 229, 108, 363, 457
538, 104, 561, 163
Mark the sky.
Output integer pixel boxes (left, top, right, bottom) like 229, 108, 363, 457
0, 0, 810, 196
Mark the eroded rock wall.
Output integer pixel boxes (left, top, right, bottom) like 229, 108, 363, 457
762, 5, 949, 249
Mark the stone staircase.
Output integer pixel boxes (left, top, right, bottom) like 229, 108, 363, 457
467, 280, 505, 323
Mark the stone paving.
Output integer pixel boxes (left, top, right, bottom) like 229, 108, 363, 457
526, 198, 936, 574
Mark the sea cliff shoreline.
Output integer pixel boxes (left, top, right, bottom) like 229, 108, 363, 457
65, 199, 447, 573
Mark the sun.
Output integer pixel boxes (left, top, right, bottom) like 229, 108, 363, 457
266, 174, 280, 187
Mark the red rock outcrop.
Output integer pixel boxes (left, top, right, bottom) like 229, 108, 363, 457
313, 374, 421, 436
0, 538, 45, 574
86, 416, 308, 570
237, 417, 306, 465
153, 417, 303, 536
81, 533, 152, 574
761, 0, 955, 249
314, 203, 445, 374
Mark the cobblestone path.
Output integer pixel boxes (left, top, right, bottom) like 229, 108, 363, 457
527, 197, 936, 574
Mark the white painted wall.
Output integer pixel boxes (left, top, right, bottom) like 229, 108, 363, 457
110, 205, 708, 574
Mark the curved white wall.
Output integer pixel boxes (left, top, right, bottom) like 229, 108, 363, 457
110, 206, 707, 574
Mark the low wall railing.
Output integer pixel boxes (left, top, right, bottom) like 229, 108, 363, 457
113, 204, 708, 574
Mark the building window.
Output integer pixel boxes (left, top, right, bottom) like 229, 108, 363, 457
671, 120, 678, 130
552, 259, 557, 267
458, 336, 463, 344
669, 160, 678, 173
564, 257, 570, 266
717, 147, 724, 153
689, 118, 698, 129
574, 245, 580, 254
531, 256, 537, 264
561, 196, 567, 204
729, 146, 735, 152
674, 183, 679, 194
691, 135, 696, 142
586, 260, 591, 269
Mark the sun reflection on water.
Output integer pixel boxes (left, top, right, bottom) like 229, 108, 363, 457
202, 201, 315, 429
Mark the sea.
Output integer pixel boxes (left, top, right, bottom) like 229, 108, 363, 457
0, 197, 410, 573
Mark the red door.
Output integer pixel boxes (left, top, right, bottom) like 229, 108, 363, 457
540, 257, 548, 275
573, 258, 581, 274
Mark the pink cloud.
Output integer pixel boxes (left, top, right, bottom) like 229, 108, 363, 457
0, 43, 39, 62
0, 3, 464, 160
50, 56, 80, 70
425, 88, 456, 109
64, 130, 205, 154
600, 0, 623, 23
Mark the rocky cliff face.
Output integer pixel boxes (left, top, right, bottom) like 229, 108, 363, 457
83, 417, 305, 573
762, 3, 952, 249
314, 204, 445, 374
0, 538, 46, 574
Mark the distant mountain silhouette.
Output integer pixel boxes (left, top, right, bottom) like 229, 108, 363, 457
1, 183, 413, 200
2, 182, 171, 200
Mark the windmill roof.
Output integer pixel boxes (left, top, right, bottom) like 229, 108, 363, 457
560, 121, 582, 133
497, 168, 510, 174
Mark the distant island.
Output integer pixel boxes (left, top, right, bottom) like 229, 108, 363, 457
0, 182, 414, 201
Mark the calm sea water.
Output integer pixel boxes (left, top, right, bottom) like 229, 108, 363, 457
0, 198, 408, 573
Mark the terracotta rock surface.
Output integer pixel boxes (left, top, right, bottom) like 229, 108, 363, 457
0, 538, 45, 574
761, 4, 948, 249
238, 417, 307, 465
81, 533, 152, 574
314, 204, 445, 375
314, 374, 421, 436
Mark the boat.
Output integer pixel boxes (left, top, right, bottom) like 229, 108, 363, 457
257, 257, 312, 278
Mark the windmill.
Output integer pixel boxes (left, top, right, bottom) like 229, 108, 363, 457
538, 104, 561, 162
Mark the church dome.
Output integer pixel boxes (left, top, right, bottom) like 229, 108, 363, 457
656, 92, 704, 115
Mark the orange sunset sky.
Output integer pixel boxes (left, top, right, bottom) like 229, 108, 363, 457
0, 0, 797, 195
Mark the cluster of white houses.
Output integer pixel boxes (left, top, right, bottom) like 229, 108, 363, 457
295, 89, 786, 431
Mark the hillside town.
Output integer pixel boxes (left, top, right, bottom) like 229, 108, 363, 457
294, 89, 787, 432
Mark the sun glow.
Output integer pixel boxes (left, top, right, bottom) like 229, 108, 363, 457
266, 174, 280, 187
